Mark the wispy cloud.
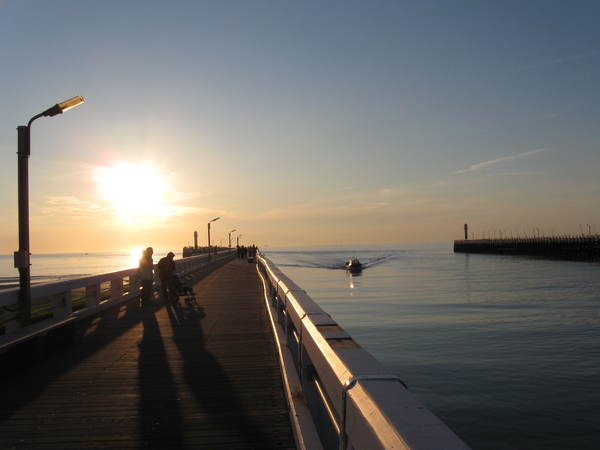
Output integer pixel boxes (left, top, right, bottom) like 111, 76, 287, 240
452, 148, 549, 175
38, 195, 205, 228
517, 51, 600, 70
42, 196, 103, 216
487, 172, 548, 176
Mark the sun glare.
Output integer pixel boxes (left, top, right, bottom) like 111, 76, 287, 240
130, 247, 144, 267
97, 163, 169, 220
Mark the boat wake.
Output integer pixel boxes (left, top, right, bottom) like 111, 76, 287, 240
264, 250, 402, 271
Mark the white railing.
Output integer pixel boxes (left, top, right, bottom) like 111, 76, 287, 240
0, 252, 232, 335
256, 253, 471, 450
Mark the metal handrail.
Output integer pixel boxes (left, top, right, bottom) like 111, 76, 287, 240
340, 375, 407, 450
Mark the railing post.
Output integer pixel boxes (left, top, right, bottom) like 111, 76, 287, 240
86, 282, 101, 308
110, 278, 124, 300
52, 290, 72, 318
129, 273, 140, 294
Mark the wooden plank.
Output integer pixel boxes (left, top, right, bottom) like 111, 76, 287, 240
0, 258, 297, 450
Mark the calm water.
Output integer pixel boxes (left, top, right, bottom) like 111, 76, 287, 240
261, 242, 600, 450
0, 249, 177, 289
1, 242, 598, 449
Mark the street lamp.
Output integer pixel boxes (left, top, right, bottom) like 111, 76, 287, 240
237, 234, 242, 247
207, 217, 220, 259
15, 95, 84, 327
228, 229, 236, 253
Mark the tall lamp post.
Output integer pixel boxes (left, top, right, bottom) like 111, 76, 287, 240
237, 234, 242, 247
15, 95, 85, 327
207, 217, 220, 259
228, 229, 236, 253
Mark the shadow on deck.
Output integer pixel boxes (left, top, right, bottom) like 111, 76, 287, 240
0, 258, 296, 449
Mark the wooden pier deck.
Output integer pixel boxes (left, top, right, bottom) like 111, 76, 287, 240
0, 257, 296, 449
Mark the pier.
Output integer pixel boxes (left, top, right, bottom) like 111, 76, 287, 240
1, 253, 470, 450
454, 235, 600, 261
0, 256, 295, 449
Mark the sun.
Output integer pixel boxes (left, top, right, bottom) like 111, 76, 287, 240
97, 163, 169, 219
129, 247, 145, 266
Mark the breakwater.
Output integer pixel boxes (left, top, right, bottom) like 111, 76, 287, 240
454, 236, 600, 261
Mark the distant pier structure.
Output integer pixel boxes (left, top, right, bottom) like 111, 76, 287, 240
454, 235, 600, 262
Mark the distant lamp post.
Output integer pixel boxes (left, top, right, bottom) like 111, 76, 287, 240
15, 95, 84, 327
237, 234, 242, 247
207, 217, 220, 259
229, 229, 236, 253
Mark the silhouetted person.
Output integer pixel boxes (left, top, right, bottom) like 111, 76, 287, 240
138, 247, 154, 306
157, 252, 176, 303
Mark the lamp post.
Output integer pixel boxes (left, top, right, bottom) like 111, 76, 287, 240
228, 229, 236, 253
237, 234, 242, 247
207, 217, 220, 259
15, 95, 84, 327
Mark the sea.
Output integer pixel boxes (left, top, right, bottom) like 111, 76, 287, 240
0, 249, 177, 289
1, 242, 599, 450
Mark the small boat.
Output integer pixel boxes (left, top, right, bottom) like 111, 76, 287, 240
345, 257, 363, 273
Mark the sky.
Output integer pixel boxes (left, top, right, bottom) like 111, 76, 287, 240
1, 0, 599, 254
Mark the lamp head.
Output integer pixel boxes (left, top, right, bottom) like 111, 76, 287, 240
59, 95, 84, 113
42, 95, 84, 117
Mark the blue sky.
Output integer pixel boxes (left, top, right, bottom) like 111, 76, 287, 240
1, 1, 599, 253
